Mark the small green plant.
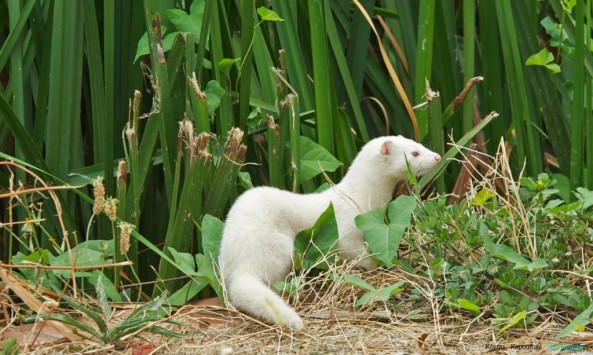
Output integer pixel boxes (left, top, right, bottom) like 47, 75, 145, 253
0, 338, 18, 355
27, 275, 186, 345
164, 213, 224, 305
343, 275, 405, 307
408, 172, 593, 336
11, 239, 120, 295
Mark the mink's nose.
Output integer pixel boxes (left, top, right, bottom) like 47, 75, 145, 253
434, 154, 441, 162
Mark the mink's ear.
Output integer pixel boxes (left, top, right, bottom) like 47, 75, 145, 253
381, 140, 393, 156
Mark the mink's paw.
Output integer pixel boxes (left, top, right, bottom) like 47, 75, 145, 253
283, 313, 304, 330
354, 257, 378, 271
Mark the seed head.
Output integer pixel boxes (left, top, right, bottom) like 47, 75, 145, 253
104, 197, 118, 222
92, 177, 105, 216
118, 222, 134, 254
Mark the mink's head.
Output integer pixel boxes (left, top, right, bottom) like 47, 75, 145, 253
359, 135, 441, 181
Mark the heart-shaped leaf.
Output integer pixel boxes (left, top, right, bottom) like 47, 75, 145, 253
299, 136, 343, 182
355, 195, 417, 267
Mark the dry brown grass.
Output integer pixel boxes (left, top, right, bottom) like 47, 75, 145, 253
154, 264, 571, 355
4, 264, 576, 355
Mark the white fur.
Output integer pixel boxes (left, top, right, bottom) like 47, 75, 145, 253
219, 136, 441, 329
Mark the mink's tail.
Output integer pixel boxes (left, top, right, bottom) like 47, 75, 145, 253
226, 272, 304, 330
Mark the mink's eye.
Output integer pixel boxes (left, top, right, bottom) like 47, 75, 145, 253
411, 151, 419, 157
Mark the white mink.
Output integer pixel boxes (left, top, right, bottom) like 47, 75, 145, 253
219, 135, 441, 329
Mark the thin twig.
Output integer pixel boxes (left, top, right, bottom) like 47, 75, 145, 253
0, 261, 133, 270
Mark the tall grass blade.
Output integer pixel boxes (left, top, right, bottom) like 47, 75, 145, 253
353, 0, 419, 139
82, 1, 106, 166
325, 4, 368, 141
586, 0, 593, 188
495, 0, 542, 175
30, 0, 51, 147
569, 0, 585, 189
209, 0, 233, 132
45, 1, 84, 181
238, 0, 254, 131
462, 0, 476, 133
272, 0, 314, 110
432, 2, 461, 127
7, 0, 25, 173
195, 0, 212, 78
309, 0, 335, 153
0, 94, 46, 172
346, 0, 372, 99
426, 86, 446, 193
103, 0, 116, 196
267, 116, 284, 188
513, 0, 571, 174
251, 27, 277, 108
142, 3, 177, 205
284, 94, 300, 191
0, 0, 35, 73
414, 0, 436, 139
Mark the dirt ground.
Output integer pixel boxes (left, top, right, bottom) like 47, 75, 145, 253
2, 244, 591, 354
4, 268, 592, 355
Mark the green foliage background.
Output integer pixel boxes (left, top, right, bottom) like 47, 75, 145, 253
0, 0, 591, 300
